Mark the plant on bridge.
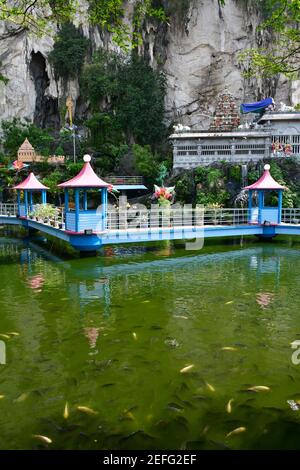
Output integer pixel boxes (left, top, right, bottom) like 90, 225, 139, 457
30, 204, 59, 221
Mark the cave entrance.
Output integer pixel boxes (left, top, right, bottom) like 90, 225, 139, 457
29, 51, 60, 130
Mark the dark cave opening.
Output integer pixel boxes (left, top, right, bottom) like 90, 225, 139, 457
29, 51, 60, 130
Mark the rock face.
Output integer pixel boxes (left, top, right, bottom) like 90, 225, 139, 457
0, 0, 299, 130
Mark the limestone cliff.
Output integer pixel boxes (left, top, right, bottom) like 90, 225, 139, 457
0, 0, 298, 131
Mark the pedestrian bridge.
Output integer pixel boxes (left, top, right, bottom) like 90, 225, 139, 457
1, 204, 300, 254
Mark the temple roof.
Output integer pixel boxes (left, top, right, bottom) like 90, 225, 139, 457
18, 138, 35, 152
244, 165, 285, 191
14, 172, 49, 190
58, 158, 110, 188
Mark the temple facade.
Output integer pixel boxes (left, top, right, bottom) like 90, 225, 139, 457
170, 93, 300, 170
17, 139, 65, 164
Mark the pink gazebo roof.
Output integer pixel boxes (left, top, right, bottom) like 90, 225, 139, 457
14, 172, 49, 190
58, 162, 110, 188
244, 165, 285, 191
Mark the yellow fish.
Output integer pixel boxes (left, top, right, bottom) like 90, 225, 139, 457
132, 332, 137, 340
15, 393, 29, 403
63, 402, 69, 419
247, 386, 271, 392
226, 399, 234, 414
142, 300, 150, 303
0, 334, 10, 339
221, 347, 237, 351
0, 395, 4, 400
32, 434, 52, 444
77, 406, 98, 416
180, 364, 194, 374
174, 315, 189, 320
226, 427, 246, 438
205, 382, 215, 392
6, 332, 19, 336
225, 301, 234, 305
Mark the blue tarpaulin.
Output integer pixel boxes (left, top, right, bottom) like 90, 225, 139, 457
240, 97, 274, 114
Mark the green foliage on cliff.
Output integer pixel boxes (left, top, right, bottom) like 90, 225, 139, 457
48, 24, 90, 79
81, 50, 167, 147
239, 0, 300, 78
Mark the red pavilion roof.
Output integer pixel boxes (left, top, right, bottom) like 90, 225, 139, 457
244, 165, 285, 191
14, 172, 49, 190
58, 160, 110, 188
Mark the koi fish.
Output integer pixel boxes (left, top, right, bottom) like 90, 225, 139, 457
32, 435, 52, 444
180, 365, 194, 374
15, 393, 29, 402
77, 406, 98, 415
132, 332, 137, 340
225, 301, 234, 305
205, 382, 215, 392
221, 347, 237, 351
226, 427, 246, 438
226, 399, 234, 414
63, 402, 69, 419
0, 334, 10, 339
247, 386, 271, 392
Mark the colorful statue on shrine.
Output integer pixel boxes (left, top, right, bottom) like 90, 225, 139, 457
271, 140, 283, 157
284, 143, 293, 156
153, 185, 175, 207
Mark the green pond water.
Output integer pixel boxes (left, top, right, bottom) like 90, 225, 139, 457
1, 234, 300, 450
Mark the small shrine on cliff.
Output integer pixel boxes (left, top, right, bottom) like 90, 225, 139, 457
17, 139, 65, 165
209, 91, 240, 132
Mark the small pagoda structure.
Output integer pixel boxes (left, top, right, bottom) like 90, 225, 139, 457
17, 139, 65, 164
14, 172, 49, 217
58, 155, 111, 233
209, 91, 241, 132
244, 164, 285, 225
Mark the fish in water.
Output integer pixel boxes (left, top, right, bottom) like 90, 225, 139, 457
0, 334, 10, 339
225, 301, 234, 305
63, 402, 69, 419
226, 399, 234, 414
205, 382, 215, 392
174, 316, 189, 320
226, 427, 246, 438
0, 395, 4, 400
15, 393, 29, 403
180, 365, 194, 374
221, 347, 238, 351
287, 400, 300, 411
247, 386, 271, 392
132, 332, 137, 340
32, 434, 52, 445
77, 406, 98, 416
6, 332, 19, 336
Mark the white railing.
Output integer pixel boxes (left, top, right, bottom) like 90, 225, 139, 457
0, 204, 18, 216
107, 208, 249, 231
104, 175, 144, 185
281, 208, 300, 224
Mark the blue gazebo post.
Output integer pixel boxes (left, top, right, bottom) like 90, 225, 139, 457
278, 190, 283, 224
75, 189, 80, 233
101, 187, 108, 231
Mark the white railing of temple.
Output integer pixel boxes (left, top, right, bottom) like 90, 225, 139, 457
281, 208, 300, 224
107, 208, 249, 230
0, 204, 18, 216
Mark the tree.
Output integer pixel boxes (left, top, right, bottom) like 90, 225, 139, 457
48, 23, 89, 80
0, 0, 165, 49
115, 56, 166, 145
239, 0, 300, 78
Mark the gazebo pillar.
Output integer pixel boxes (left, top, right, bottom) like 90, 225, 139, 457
101, 188, 108, 231
83, 190, 88, 211
75, 189, 80, 233
64, 189, 69, 214
41, 190, 47, 204
17, 190, 21, 215
24, 190, 29, 216
258, 190, 264, 224
278, 190, 283, 224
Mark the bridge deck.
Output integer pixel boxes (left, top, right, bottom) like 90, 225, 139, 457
1, 215, 300, 252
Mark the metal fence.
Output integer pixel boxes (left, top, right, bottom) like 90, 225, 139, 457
281, 208, 300, 224
0, 204, 18, 216
107, 208, 249, 230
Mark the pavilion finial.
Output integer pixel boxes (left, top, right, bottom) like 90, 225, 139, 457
264, 164, 271, 171
83, 154, 91, 163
